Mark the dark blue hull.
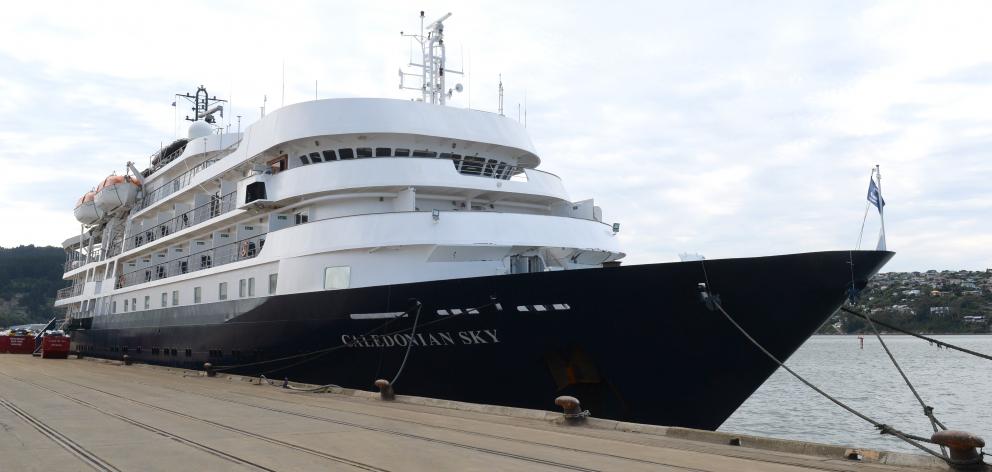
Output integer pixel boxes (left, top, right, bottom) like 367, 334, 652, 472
70, 250, 893, 430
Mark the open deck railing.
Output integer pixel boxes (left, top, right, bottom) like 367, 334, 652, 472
116, 232, 266, 289
124, 191, 237, 252
55, 283, 83, 300
136, 157, 220, 211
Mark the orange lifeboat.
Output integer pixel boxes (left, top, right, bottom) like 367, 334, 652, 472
94, 175, 141, 212
73, 191, 104, 224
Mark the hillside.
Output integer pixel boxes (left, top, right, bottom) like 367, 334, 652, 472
0, 245, 66, 326
820, 269, 992, 334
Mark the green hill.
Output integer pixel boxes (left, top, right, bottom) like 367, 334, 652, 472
0, 245, 66, 326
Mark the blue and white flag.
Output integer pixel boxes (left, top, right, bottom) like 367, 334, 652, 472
867, 177, 885, 213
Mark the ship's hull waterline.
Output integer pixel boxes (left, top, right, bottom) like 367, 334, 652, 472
70, 250, 892, 430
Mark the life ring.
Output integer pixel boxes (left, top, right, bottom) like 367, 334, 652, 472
240, 241, 250, 258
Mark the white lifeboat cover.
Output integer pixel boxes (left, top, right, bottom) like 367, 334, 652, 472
94, 176, 140, 212
73, 192, 103, 225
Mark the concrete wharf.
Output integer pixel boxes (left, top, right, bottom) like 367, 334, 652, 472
0, 355, 948, 471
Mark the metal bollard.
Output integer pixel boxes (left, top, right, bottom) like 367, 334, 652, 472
374, 379, 395, 401
931, 430, 985, 469
554, 396, 589, 423
122, 354, 131, 366
204, 362, 215, 377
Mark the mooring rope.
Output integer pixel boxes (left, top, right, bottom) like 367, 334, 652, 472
840, 307, 992, 362
856, 307, 949, 456
698, 261, 981, 466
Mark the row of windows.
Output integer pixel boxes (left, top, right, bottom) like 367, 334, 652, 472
114, 274, 277, 313
296, 147, 515, 179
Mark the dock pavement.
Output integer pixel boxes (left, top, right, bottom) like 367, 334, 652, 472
0, 355, 950, 471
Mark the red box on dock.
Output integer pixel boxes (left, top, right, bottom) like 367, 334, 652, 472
8, 335, 36, 354
0, 335, 9, 353
41, 335, 70, 359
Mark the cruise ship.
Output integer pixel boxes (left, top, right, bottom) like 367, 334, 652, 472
53, 12, 892, 430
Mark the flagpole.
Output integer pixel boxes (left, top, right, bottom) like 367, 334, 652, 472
856, 167, 876, 249
876, 164, 887, 251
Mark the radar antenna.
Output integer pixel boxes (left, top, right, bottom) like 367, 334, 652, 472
399, 11, 463, 105
175, 85, 227, 124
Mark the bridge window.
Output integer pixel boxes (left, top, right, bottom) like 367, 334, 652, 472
394, 148, 410, 157
356, 147, 373, 158
309, 152, 322, 163
322, 150, 336, 161
375, 147, 391, 157
338, 148, 354, 159
298, 155, 310, 165
412, 150, 437, 158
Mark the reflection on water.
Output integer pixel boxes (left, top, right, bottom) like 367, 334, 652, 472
720, 335, 992, 454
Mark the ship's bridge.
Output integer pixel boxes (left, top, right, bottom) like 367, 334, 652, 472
241, 98, 540, 168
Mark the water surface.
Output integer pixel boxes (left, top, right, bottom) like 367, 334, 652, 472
720, 335, 992, 454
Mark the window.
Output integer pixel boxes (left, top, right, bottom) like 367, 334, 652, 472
375, 147, 391, 157
219, 282, 228, 300
309, 152, 322, 163
412, 149, 437, 158
356, 147, 373, 158
124, 299, 129, 312
338, 148, 354, 159
132, 298, 136, 311
324, 266, 351, 290
299, 155, 310, 165
144, 296, 150, 310
172, 290, 179, 306
248, 278, 255, 296
161, 292, 167, 307
294, 210, 309, 225
268, 273, 278, 295
394, 148, 410, 157
194, 286, 202, 303
239, 279, 246, 297
322, 150, 336, 161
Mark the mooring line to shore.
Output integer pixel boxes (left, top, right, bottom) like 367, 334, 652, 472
840, 307, 992, 362
698, 260, 985, 468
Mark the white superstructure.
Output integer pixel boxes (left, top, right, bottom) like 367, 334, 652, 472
55, 13, 624, 320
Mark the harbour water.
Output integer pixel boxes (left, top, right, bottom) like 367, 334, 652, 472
721, 334, 992, 453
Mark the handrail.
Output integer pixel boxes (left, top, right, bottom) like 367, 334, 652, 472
55, 283, 83, 300
116, 231, 267, 289
136, 157, 220, 211
124, 191, 237, 252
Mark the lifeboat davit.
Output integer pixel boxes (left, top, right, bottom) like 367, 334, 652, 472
94, 175, 141, 212
73, 191, 103, 225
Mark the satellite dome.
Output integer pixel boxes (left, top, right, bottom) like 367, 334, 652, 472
188, 120, 213, 139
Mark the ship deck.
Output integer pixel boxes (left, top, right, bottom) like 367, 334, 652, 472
0, 355, 945, 471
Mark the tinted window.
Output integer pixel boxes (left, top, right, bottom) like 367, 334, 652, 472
375, 147, 391, 157
322, 150, 336, 161
412, 150, 437, 158
309, 152, 322, 163
299, 155, 310, 165
356, 147, 373, 158
394, 148, 410, 157
338, 148, 354, 159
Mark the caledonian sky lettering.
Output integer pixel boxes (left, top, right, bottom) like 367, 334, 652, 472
341, 329, 499, 348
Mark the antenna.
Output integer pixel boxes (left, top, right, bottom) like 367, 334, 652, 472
175, 85, 227, 124
398, 11, 463, 105
498, 75, 504, 116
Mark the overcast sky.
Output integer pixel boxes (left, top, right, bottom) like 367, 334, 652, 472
1, 1, 990, 272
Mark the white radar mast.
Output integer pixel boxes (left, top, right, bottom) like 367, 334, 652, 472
399, 11, 463, 106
